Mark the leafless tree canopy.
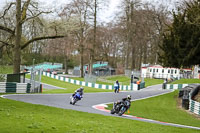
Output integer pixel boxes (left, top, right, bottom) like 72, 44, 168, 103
0, 0, 171, 74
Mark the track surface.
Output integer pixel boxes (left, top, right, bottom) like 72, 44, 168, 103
2, 84, 200, 130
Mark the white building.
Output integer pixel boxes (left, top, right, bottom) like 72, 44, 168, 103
193, 65, 200, 79
141, 65, 192, 79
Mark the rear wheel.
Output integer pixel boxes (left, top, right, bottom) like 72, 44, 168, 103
110, 109, 115, 114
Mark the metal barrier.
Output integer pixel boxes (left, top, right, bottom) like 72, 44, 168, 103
29, 69, 42, 93
42, 72, 146, 91
0, 82, 31, 93
189, 85, 200, 115
163, 83, 200, 115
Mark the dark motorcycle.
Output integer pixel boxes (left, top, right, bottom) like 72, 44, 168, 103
110, 100, 131, 116
70, 92, 82, 105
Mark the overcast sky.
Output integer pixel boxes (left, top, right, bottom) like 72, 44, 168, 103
0, 0, 181, 22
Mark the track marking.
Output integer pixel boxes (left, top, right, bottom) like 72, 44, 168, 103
92, 90, 200, 130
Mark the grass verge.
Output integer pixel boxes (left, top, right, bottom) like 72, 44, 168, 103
26, 75, 112, 93
26, 75, 165, 93
0, 96, 199, 133
107, 91, 200, 127
0, 65, 13, 74
144, 78, 164, 87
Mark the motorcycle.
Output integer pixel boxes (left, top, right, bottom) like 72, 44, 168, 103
70, 92, 82, 105
110, 100, 131, 116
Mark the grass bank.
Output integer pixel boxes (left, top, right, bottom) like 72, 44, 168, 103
26, 74, 165, 94
107, 91, 200, 127
144, 78, 164, 87
71, 76, 164, 87
26, 75, 112, 93
0, 96, 198, 133
0, 65, 13, 74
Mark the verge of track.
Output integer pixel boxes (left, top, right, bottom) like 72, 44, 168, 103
92, 91, 200, 130
1, 84, 200, 130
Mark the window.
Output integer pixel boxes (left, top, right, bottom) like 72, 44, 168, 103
162, 69, 164, 73
150, 69, 152, 72
153, 69, 155, 73
171, 70, 173, 74
168, 69, 170, 73
175, 70, 177, 74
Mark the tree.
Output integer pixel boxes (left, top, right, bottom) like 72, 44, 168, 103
159, 0, 200, 68
61, 0, 92, 77
0, 0, 64, 73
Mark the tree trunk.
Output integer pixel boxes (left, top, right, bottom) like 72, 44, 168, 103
80, 43, 84, 77
13, 0, 22, 74
130, 1, 135, 71
89, 54, 93, 75
64, 55, 68, 74
125, 43, 130, 69
131, 44, 135, 70
143, 41, 147, 64
89, 0, 97, 75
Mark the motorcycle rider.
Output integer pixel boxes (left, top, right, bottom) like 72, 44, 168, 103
114, 95, 131, 109
70, 87, 84, 104
72, 86, 84, 98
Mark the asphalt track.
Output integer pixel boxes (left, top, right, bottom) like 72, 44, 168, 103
25, 78, 65, 90
2, 84, 200, 130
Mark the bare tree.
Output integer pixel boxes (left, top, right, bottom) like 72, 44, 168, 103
61, 0, 92, 77
0, 0, 64, 73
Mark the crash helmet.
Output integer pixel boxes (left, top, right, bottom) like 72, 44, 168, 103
127, 95, 131, 100
80, 86, 84, 91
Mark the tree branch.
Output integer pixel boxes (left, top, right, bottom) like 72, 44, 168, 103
0, 25, 15, 35
21, 35, 65, 50
0, 40, 14, 48
21, 11, 52, 24
0, 2, 15, 19
21, 0, 31, 22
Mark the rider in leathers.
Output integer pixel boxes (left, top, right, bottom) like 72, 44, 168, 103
114, 95, 131, 109
72, 87, 84, 98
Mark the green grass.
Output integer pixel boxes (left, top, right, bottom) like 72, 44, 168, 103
107, 91, 200, 128
70, 77, 85, 81
171, 79, 200, 84
105, 76, 164, 86
0, 96, 198, 133
40, 75, 165, 87
106, 75, 131, 85
144, 78, 164, 87
26, 75, 112, 93
26, 75, 165, 94
70, 77, 114, 85
0, 65, 13, 74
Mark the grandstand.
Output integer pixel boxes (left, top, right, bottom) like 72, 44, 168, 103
23, 62, 63, 71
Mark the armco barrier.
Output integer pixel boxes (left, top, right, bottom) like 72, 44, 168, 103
189, 100, 200, 115
163, 83, 200, 115
42, 72, 145, 91
163, 84, 189, 90
0, 82, 31, 93
189, 85, 200, 115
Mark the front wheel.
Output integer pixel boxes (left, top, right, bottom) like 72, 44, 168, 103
118, 107, 127, 116
72, 99, 76, 105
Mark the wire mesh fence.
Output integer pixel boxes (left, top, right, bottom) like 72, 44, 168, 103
84, 74, 97, 83
0, 74, 6, 82
29, 68, 42, 92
